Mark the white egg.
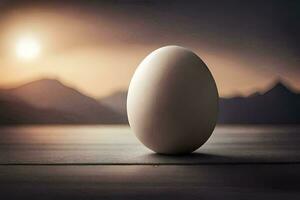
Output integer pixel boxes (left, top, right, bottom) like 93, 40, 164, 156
127, 46, 219, 154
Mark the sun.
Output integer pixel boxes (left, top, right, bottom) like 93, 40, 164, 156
16, 37, 41, 60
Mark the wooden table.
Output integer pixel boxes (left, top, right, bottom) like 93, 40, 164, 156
1, 125, 300, 199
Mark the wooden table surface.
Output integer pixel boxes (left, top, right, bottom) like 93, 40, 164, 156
1, 125, 300, 199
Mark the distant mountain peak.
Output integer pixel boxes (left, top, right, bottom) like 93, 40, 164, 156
5, 78, 66, 92
273, 81, 289, 90
265, 80, 294, 96
35, 78, 61, 83
0, 78, 126, 124
21, 78, 64, 87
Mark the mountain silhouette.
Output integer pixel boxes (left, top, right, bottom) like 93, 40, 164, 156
218, 81, 300, 124
0, 98, 85, 125
101, 91, 128, 121
0, 79, 125, 124
99, 81, 300, 124
0, 79, 299, 125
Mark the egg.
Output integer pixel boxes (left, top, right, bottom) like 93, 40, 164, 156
127, 46, 219, 154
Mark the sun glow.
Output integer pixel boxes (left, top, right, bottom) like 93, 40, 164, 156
16, 37, 41, 60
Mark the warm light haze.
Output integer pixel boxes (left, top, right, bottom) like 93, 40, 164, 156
0, 1, 299, 98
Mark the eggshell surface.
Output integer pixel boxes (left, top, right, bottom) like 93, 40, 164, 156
127, 46, 219, 154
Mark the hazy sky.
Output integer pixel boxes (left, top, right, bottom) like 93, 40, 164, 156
0, 0, 299, 98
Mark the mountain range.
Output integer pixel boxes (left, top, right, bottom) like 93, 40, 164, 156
0, 79, 125, 124
218, 82, 300, 124
0, 78, 299, 125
